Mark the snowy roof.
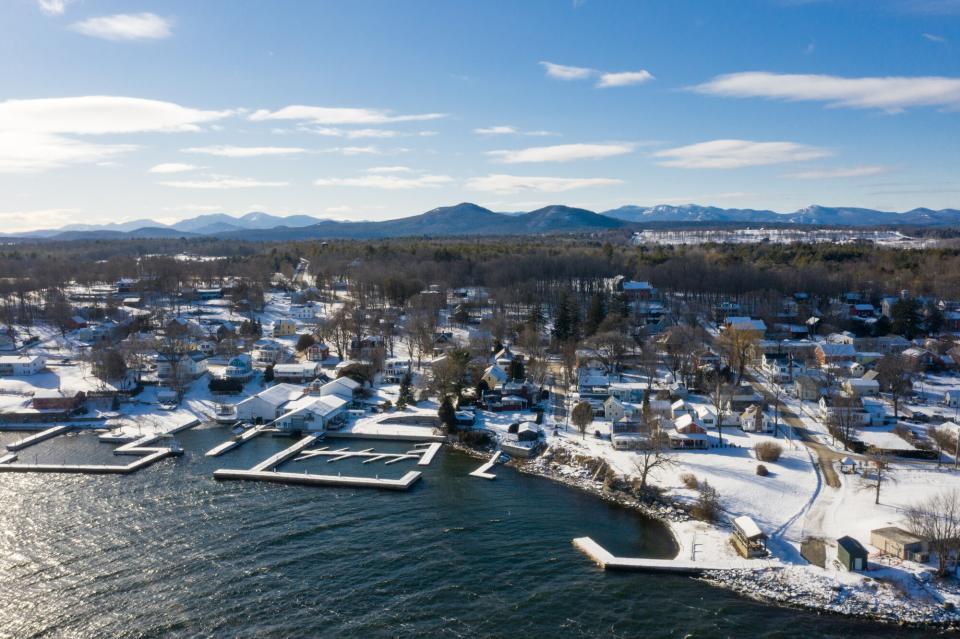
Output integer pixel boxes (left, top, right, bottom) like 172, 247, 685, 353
253, 383, 304, 407
733, 516, 766, 540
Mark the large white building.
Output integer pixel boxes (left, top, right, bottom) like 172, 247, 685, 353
0, 355, 46, 376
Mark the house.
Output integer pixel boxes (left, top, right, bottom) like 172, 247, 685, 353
273, 395, 348, 432
860, 397, 889, 426
622, 280, 655, 301
695, 405, 716, 428
577, 369, 611, 399
761, 352, 804, 382
902, 347, 943, 371
319, 376, 360, 401
196, 340, 218, 357
252, 340, 283, 365
731, 516, 768, 558
836, 536, 869, 571
724, 316, 767, 337
272, 318, 298, 337
816, 343, 856, 367
349, 335, 385, 359
876, 335, 911, 353
482, 365, 508, 390
273, 362, 322, 383
305, 342, 331, 362
234, 383, 305, 423
32, 389, 85, 411
739, 405, 771, 433
156, 352, 208, 384
288, 305, 317, 321
723, 383, 763, 411
224, 354, 254, 380
433, 332, 457, 355
604, 396, 627, 423
669, 414, 708, 449
843, 378, 880, 397
381, 358, 411, 384
819, 394, 868, 426
608, 382, 645, 403
870, 527, 929, 562
794, 374, 824, 401
0, 355, 46, 376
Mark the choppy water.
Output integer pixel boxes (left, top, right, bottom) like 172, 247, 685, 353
0, 427, 937, 638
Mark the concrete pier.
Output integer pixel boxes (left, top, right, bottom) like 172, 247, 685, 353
325, 431, 445, 442
213, 468, 422, 490
417, 442, 442, 466
250, 434, 322, 472
205, 424, 271, 457
6, 425, 72, 451
572, 537, 775, 574
469, 449, 501, 480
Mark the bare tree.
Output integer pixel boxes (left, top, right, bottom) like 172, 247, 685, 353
632, 431, 675, 497
861, 447, 893, 505
571, 400, 594, 440
827, 394, 860, 451
716, 327, 759, 385
906, 489, 960, 577
929, 427, 957, 469
875, 354, 915, 418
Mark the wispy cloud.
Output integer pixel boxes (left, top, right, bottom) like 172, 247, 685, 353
148, 162, 203, 174
488, 142, 635, 164
183, 145, 308, 157
36, 0, 71, 16
923, 32, 948, 43
0, 130, 135, 173
654, 139, 832, 169
596, 70, 654, 88
250, 105, 446, 125
783, 164, 893, 179
159, 175, 289, 189
319, 145, 406, 156
364, 166, 413, 174
0, 208, 83, 232
692, 71, 960, 112
540, 61, 654, 88
473, 125, 556, 136
465, 174, 621, 193
301, 126, 436, 139
539, 61, 595, 81
69, 13, 173, 41
314, 172, 452, 189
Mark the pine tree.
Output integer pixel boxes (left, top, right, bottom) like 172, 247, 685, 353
437, 395, 456, 432
583, 293, 606, 337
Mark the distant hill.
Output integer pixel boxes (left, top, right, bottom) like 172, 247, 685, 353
4, 202, 960, 242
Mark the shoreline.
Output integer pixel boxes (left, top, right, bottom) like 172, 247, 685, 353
450, 439, 960, 630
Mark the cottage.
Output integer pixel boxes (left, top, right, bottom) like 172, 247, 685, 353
739, 404, 771, 433
288, 304, 317, 321
234, 383, 305, 423
669, 414, 708, 449
156, 351, 207, 384
870, 527, 929, 562
816, 343, 856, 367
272, 318, 298, 337
305, 342, 331, 362
482, 365, 508, 390
252, 340, 283, 365
320, 376, 360, 401
843, 378, 880, 397
836, 536, 869, 571
761, 352, 804, 382
0, 354, 46, 376
794, 374, 823, 401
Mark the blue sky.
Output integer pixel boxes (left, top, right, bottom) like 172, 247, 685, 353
1, 0, 959, 231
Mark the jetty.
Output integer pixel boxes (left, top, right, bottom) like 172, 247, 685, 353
6, 425, 72, 451
469, 449, 502, 480
213, 434, 424, 491
205, 424, 271, 457
572, 537, 776, 575
417, 442, 442, 466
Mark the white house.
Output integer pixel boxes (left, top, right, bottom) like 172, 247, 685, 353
235, 383, 305, 422
739, 405, 772, 433
319, 376, 360, 401
252, 340, 283, 365
0, 354, 46, 376
843, 378, 880, 397
273, 395, 348, 432
944, 390, 960, 408
288, 304, 317, 321
156, 352, 207, 384
761, 352, 804, 382
482, 365, 508, 390
273, 362, 321, 383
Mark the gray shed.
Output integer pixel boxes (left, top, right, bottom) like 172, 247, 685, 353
837, 536, 868, 571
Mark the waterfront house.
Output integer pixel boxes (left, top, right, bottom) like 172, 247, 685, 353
669, 414, 708, 449
273, 362, 322, 383
252, 339, 283, 365
156, 352, 208, 384
234, 383, 305, 423
32, 389, 85, 411
224, 354, 254, 381
273, 395, 348, 432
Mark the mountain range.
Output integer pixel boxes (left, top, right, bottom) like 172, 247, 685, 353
5, 203, 960, 241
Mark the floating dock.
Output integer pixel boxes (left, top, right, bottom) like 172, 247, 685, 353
417, 442, 442, 466
325, 430, 445, 442
212, 468, 421, 490
469, 449, 501, 480
205, 424, 271, 457
6, 425, 73, 451
250, 434, 321, 472
572, 537, 775, 574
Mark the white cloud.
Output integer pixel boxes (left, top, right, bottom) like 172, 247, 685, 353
488, 142, 634, 164
325, 205, 353, 214
250, 105, 446, 125
0, 130, 136, 173
182, 145, 308, 157
159, 175, 289, 189
540, 61, 595, 81
923, 32, 948, 43
69, 13, 173, 41
0, 208, 83, 232
783, 164, 893, 179
596, 70, 654, 88
465, 174, 621, 193
36, 0, 71, 16
148, 162, 203, 174
473, 125, 555, 136
162, 204, 223, 212
0, 96, 233, 173
318, 145, 409, 156
364, 166, 413, 174
692, 71, 960, 112
314, 173, 452, 189
0, 96, 233, 134
654, 139, 832, 169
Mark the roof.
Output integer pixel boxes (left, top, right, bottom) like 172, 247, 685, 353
818, 343, 856, 357
253, 383, 304, 407
871, 526, 924, 545
623, 280, 653, 290
733, 516, 766, 540
837, 535, 868, 556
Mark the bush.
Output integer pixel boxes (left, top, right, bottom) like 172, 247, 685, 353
754, 441, 783, 462
691, 480, 721, 522
680, 473, 699, 489
756, 464, 769, 477
295, 333, 316, 352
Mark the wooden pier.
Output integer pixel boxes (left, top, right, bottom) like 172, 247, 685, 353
469, 449, 502, 480
205, 424, 271, 457
572, 537, 775, 574
6, 425, 73, 451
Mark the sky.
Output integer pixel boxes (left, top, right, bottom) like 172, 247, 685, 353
1, 0, 959, 232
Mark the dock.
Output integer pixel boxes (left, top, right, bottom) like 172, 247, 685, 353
213, 468, 422, 490
325, 430, 445, 442
250, 434, 321, 471
572, 537, 776, 574
469, 449, 501, 480
417, 442, 442, 466
6, 425, 73, 451
205, 424, 271, 457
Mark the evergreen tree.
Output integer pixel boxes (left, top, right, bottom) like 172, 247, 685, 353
438, 395, 456, 432
583, 293, 607, 337
552, 291, 581, 343
891, 298, 922, 339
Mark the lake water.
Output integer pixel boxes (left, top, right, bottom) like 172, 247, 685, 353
0, 427, 938, 638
